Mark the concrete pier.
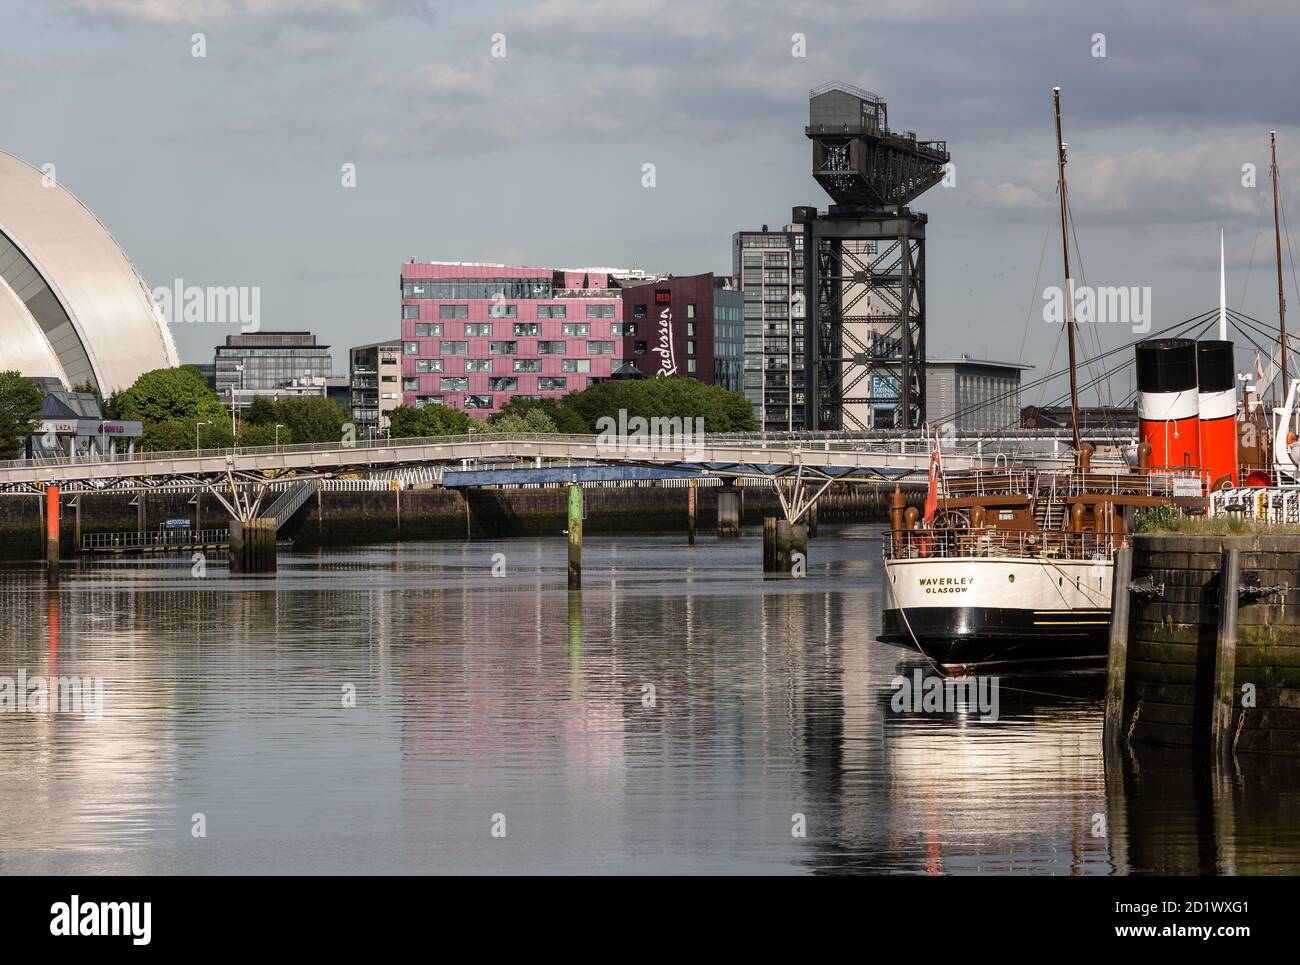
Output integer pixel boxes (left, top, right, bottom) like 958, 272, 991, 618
717, 485, 740, 538
567, 484, 582, 589
763, 517, 807, 574
229, 518, 277, 574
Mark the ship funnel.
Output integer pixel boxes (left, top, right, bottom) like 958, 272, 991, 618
1136, 338, 1201, 471
1196, 340, 1237, 488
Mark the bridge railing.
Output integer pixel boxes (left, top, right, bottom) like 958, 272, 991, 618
81, 528, 231, 551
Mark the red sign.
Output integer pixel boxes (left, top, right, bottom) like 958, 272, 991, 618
654, 289, 672, 305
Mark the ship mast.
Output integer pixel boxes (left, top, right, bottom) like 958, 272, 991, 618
1271, 131, 1288, 399
1053, 87, 1084, 455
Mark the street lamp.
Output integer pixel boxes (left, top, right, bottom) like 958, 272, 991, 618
196, 420, 211, 451
274, 423, 285, 449
230, 363, 245, 435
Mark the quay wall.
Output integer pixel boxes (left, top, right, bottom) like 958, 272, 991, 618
1121, 533, 1300, 755
0, 482, 899, 559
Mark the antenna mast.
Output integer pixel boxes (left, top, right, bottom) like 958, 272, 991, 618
1272, 131, 1288, 399
1053, 88, 1083, 455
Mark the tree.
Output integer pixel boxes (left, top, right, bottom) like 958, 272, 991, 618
139, 419, 236, 453
483, 408, 558, 434
0, 371, 43, 459
242, 395, 279, 426
389, 403, 481, 437
105, 367, 228, 423
239, 421, 291, 448
490, 396, 585, 433
560, 377, 758, 433
275, 395, 348, 444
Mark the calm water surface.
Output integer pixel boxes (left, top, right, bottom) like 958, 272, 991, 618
2, 529, 1298, 874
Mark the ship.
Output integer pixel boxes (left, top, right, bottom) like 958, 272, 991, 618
879, 91, 1297, 674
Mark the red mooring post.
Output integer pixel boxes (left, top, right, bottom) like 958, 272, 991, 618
45, 484, 60, 581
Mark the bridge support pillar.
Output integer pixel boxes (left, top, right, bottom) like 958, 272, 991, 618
567, 485, 582, 590
717, 485, 740, 538
229, 518, 277, 574
764, 517, 807, 575
687, 479, 697, 546
45, 485, 60, 582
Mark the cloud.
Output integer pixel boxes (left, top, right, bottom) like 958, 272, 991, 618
66, 0, 433, 26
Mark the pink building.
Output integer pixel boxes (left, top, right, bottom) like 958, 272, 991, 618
400, 262, 630, 415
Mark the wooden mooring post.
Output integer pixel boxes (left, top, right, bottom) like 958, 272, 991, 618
687, 478, 697, 546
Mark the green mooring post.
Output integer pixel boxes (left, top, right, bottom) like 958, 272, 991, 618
1103, 546, 1133, 752
567, 484, 582, 589
1212, 547, 1241, 759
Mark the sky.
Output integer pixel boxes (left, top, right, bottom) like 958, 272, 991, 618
3, 0, 1299, 411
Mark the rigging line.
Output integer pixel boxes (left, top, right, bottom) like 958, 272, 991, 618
1225, 312, 1278, 369
1278, 189, 1300, 384
1064, 192, 1115, 411
1239, 175, 1269, 309
1018, 220, 1055, 365
936, 310, 1217, 429
1227, 308, 1299, 362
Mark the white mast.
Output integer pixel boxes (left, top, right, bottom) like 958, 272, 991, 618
1219, 229, 1228, 341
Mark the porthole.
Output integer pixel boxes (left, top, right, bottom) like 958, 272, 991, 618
1008, 574, 1015, 584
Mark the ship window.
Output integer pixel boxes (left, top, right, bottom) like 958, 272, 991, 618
1008, 574, 1015, 583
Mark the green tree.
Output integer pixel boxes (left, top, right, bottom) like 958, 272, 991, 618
490, 396, 586, 433
140, 418, 236, 453
0, 371, 43, 459
105, 367, 228, 423
239, 421, 292, 448
483, 408, 558, 434
243, 395, 279, 426
560, 377, 757, 433
389, 403, 482, 437
275, 395, 348, 444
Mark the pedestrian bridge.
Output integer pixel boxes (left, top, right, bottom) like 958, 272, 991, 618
0, 430, 1122, 489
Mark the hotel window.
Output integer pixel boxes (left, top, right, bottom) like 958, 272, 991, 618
611, 322, 637, 336
537, 305, 566, 319
687, 340, 696, 355
465, 323, 492, 337
441, 341, 467, 355
440, 377, 468, 392
488, 377, 517, 391
464, 359, 492, 373
633, 304, 647, 318
634, 341, 647, 355
403, 378, 420, 391
538, 340, 565, 355
489, 341, 518, 355
488, 303, 517, 318
561, 322, 590, 336
687, 304, 696, 319
513, 358, 542, 373
415, 359, 444, 373
588, 340, 614, 355
439, 304, 469, 319
687, 359, 697, 373
585, 304, 615, 318
402, 305, 419, 319
687, 322, 695, 336
513, 322, 541, 336
403, 341, 419, 355
538, 377, 567, 391
562, 358, 591, 373
414, 323, 443, 337
464, 395, 493, 409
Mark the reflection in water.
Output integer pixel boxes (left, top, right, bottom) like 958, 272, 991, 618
0, 532, 1297, 874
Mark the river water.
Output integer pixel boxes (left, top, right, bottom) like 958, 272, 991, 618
2, 529, 1298, 875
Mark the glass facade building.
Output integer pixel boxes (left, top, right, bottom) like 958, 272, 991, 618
732, 226, 805, 431
214, 332, 332, 397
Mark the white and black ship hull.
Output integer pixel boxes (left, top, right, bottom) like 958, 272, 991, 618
880, 556, 1112, 672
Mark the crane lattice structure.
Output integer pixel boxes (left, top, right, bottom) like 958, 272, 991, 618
797, 82, 949, 430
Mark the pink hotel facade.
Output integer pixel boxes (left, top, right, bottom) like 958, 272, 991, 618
400, 263, 629, 415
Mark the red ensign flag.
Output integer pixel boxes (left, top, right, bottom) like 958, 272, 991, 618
923, 445, 942, 526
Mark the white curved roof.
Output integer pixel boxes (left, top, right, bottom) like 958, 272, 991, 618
0, 150, 179, 393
